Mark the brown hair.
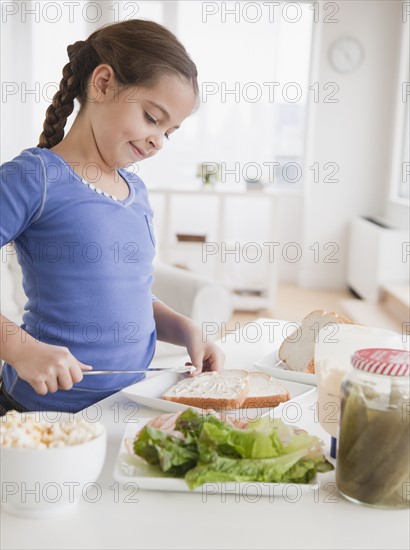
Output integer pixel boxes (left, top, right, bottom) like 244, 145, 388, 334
38, 19, 199, 149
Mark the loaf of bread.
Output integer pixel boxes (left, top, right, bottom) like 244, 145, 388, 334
162, 370, 290, 410
279, 309, 355, 374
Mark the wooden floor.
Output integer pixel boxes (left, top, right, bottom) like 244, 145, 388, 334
227, 283, 354, 328
270, 283, 355, 323
226, 283, 402, 332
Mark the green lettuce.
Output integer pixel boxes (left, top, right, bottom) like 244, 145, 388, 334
133, 425, 198, 476
133, 409, 333, 489
185, 452, 320, 489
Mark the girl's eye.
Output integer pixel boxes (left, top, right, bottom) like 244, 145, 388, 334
145, 113, 157, 124
145, 112, 171, 141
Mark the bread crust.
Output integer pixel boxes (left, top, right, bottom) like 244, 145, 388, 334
241, 394, 290, 408
163, 382, 249, 411
162, 393, 247, 410
336, 314, 355, 325
305, 358, 315, 374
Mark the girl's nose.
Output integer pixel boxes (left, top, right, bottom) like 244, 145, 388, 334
148, 132, 163, 151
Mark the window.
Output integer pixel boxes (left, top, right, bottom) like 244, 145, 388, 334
388, 17, 409, 204
139, 1, 314, 188
3, 0, 313, 188
398, 99, 409, 200
29, 1, 165, 145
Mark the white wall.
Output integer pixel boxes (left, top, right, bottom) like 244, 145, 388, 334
1, 1, 407, 290
0, 0, 134, 161
1, 8, 33, 162
298, 0, 405, 289
144, 0, 407, 290
1, 1, 87, 160
385, 13, 410, 231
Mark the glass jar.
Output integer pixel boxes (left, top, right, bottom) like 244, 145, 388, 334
336, 348, 410, 509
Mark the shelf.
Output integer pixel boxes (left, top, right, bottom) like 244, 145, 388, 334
151, 185, 279, 312
232, 293, 270, 312
149, 184, 303, 197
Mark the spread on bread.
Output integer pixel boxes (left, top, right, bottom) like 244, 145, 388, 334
162, 369, 289, 410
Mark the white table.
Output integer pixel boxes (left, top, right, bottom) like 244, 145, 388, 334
1, 319, 409, 550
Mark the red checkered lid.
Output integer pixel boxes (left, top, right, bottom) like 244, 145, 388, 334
351, 348, 410, 376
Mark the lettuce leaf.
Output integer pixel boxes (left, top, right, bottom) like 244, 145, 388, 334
197, 418, 284, 462
133, 409, 333, 488
184, 451, 332, 489
133, 425, 198, 476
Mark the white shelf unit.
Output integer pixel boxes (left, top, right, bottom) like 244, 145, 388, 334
148, 184, 301, 311
347, 216, 410, 302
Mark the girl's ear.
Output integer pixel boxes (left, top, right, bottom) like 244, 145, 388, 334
88, 64, 117, 103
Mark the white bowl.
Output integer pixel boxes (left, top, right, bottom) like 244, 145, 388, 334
0, 412, 107, 518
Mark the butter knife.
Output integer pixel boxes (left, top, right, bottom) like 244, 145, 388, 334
82, 365, 196, 376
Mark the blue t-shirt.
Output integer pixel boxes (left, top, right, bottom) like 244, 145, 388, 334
0, 147, 157, 412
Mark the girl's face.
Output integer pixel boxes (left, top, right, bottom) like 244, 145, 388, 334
87, 67, 197, 169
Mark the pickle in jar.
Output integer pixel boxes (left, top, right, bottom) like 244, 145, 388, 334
337, 399, 410, 507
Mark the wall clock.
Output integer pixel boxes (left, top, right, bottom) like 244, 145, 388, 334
328, 36, 364, 74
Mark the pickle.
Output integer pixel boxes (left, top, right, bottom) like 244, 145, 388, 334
336, 388, 369, 486
338, 408, 405, 486
337, 402, 410, 507
359, 422, 410, 506
337, 386, 368, 465
389, 379, 408, 408
336, 359, 410, 508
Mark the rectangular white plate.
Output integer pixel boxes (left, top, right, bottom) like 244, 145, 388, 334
121, 371, 315, 418
121, 371, 202, 413
113, 417, 319, 496
254, 351, 317, 386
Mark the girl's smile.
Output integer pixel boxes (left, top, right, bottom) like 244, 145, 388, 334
129, 142, 147, 159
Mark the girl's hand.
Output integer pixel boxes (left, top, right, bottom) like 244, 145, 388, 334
184, 328, 225, 374
152, 301, 225, 374
11, 342, 92, 395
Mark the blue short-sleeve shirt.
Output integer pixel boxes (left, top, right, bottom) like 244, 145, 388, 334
0, 147, 157, 412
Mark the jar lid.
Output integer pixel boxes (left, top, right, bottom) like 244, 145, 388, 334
351, 348, 410, 376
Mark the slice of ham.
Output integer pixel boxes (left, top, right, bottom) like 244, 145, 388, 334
133, 410, 250, 445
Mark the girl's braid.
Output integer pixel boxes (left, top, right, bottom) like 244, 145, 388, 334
37, 41, 98, 148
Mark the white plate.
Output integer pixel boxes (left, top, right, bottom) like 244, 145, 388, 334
254, 351, 317, 386
121, 371, 202, 413
121, 371, 315, 418
113, 418, 319, 496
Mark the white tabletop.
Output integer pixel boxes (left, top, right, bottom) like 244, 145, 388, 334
1, 319, 409, 550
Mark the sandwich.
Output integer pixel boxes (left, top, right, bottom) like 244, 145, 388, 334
162, 369, 289, 410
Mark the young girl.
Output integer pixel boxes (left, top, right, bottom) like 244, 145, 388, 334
0, 19, 224, 414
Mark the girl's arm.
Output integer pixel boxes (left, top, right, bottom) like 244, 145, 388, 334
0, 313, 92, 395
153, 301, 225, 373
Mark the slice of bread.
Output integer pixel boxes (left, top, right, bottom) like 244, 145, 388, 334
241, 372, 290, 408
279, 310, 355, 374
162, 369, 250, 410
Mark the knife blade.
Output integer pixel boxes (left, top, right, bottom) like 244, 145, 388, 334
82, 365, 196, 376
